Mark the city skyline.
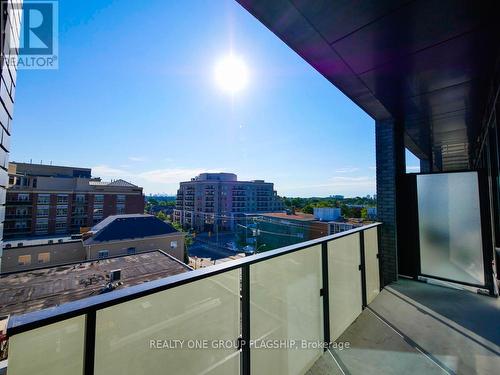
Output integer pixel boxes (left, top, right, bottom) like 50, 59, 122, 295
10, 0, 418, 197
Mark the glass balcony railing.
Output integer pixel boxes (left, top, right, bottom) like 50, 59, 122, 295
4, 223, 381, 375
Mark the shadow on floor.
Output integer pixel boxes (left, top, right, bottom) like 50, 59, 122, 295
389, 278, 500, 346
308, 279, 500, 375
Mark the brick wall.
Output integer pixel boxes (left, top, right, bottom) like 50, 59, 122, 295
126, 194, 145, 214
376, 119, 405, 286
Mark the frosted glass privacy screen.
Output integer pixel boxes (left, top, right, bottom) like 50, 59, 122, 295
417, 172, 484, 285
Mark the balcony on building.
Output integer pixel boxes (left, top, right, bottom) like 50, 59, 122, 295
1, 1, 500, 375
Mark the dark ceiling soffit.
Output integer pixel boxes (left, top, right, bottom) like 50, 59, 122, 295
236, 0, 392, 121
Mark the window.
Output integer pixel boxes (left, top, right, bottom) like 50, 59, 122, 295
55, 222, 67, 232
15, 221, 28, 229
73, 218, 85, 226
98, 250, 109, 259
57, 194, 68, 204
94, 194, 104, 203
17, 193, 29, 201
38, 252, 50, 263
15, 208, 28, 216
73, 207, 85, 215
36, 207, 49, 217
127, 247, 136, 255
18, 255, 31, 266
116, 203, 125, 214
35, 222, 49, 233
75, 194, 86, 203
37, 194, 50, 204
56, 206, 68, 216
170, 240, 178, 249
116, 194, 126, 203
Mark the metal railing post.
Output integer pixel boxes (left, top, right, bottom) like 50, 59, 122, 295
321, 241, 331, 349
83, 311, 96, 375
241, 265, 251, 375
359, 231, 368, 308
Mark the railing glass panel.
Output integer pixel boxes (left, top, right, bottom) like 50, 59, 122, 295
250, 245, 323, 375
94, 270, 241, 375
8, 316, 85, 375
328, 233, 362, 341
364, 227, 380, 304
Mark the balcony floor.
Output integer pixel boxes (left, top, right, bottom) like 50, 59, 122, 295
308, 279, 500, 375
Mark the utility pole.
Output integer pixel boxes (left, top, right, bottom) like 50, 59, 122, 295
254, 218, 258, 252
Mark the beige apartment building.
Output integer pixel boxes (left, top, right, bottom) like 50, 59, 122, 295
174, 173, 284, 231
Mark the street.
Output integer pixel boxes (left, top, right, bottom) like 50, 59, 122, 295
187, 232, 241, 260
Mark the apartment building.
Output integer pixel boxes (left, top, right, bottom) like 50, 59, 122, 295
0, 0, 22, 246
4, 162, 145, 238
173, 173, 284, 231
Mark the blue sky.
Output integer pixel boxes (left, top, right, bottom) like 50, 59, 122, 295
11, 0, 418, 197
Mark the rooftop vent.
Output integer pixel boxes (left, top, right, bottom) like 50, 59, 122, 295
109, 269, 121, 283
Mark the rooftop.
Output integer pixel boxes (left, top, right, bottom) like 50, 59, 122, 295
183, 172, 272, 185
0, 251, 190, 316
88, 179, 138, 187
3, 235, 81, 249
85, 214, 179, 244
10, 162, 91, 178
260, 212, 317, 221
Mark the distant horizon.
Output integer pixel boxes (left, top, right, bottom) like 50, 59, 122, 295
11, 159, 380, 198
146, 192, 374, 199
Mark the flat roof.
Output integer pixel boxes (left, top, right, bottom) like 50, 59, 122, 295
0, 251, 190, 316
3, 235, 80, 248
260, 212, 317, 222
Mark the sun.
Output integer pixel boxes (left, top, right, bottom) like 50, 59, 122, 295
214, 54, 249, 93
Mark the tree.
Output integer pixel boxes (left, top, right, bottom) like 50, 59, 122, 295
361, 207, 368, 220
148, 198, 159, 206
156, 211, 168, 221
302, 204, 314, 214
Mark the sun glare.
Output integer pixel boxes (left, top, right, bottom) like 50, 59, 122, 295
214, 54, 249, 93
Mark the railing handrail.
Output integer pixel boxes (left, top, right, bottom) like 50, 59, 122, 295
7, 222, 381, 336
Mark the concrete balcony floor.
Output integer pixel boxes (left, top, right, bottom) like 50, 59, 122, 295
308, 279, 500, 375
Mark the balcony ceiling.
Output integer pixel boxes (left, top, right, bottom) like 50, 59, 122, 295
237, 0, 500, 170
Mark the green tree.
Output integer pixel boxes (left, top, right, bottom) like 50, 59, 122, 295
148, 198, 159, 206
302, 204, 314, 214
156, 211, 168, 221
